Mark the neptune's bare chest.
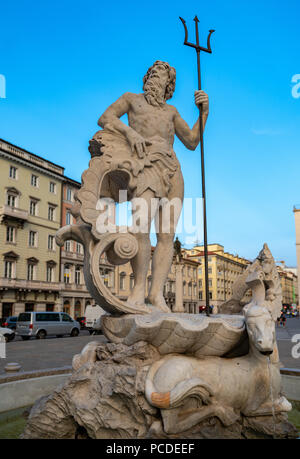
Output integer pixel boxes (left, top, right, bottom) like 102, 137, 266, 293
128, 97, 175, 139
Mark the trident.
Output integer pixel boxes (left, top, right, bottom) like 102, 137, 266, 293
179, 16, 215, 317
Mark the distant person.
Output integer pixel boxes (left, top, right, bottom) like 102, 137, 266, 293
280, 310, 287, 328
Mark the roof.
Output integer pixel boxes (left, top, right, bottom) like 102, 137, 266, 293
0, 138, 65, 171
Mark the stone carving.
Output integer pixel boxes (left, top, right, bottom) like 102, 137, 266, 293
219, 243, 282, 318
101, 312, 246, 357
56, 60, 209, 315
25, 58, 297, 439
21, 245, 298, 439
144, 304, 289, 435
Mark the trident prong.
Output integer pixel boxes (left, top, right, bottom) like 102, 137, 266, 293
179, 16, 215, 318
179, 16, 215, 54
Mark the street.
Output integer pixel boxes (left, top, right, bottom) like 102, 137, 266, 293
0, 330, 107, 373
0, 318, 300, 374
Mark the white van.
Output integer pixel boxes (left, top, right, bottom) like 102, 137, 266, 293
16, 312, 80, 340
85, 304, 106, 334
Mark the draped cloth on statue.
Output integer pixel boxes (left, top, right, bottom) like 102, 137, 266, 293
88, 129, 179, 201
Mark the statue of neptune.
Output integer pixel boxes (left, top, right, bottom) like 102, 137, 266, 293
96, 61, 209, 311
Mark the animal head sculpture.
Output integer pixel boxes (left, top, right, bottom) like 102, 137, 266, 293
243, 305, 275, 356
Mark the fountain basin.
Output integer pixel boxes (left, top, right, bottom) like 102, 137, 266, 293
102, 312, 247, 357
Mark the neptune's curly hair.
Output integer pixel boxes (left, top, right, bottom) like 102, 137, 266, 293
143, 61, 176, 101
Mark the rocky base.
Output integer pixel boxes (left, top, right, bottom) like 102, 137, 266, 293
21, 342, 298, 439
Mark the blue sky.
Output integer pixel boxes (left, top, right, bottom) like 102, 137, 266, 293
0, 0, 299, 265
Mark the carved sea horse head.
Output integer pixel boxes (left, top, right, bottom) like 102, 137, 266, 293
243, 305, 275, 356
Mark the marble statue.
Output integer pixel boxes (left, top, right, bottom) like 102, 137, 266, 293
21, 245, 298, 439
21, 62, 298, 439
56, 60, 208, 315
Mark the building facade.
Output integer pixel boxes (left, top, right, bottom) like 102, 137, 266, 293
0, 139, 64, 318
277, 264, 298, 307
294, 206, 300, 305
99, 249, 200, 313
60, 179, 95, 318
184, 244, 251, 310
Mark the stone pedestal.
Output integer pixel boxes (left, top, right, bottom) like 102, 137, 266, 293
21, 341, 298, 440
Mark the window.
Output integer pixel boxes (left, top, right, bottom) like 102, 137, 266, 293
66, 188, 72, 201
208, 268, 212, 275
46, 265, 53, 282
6, 226, 15, 243
31, 174, 38, 187
49, 182, 56, 193
76, 243, 82, 254
29, 231, 37, 247
9, 166, 17, 179
48, 206, 55, 221
48, 235, 55, 250
130, 275, 135, 290
198, 268, 202, 275
199, 279, 202, 288
64, 265, 71, 284
65, 240, 71, 252
119, 273, 126, 290
66, 211, 71, 225
4, 260, 14, 278
36, 313, 60, 322
7, 193, 16, 207
27, 263, 35, 281
75, 267, 81, 285
199, 291, 203, 300
62, 313, 73, 322
30, 200, 38, 216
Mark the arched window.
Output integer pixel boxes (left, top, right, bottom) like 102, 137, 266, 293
119, 272, 126, 290
130, 274, 135, 290
75, 301, 81, 318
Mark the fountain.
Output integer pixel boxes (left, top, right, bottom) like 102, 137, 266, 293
20, 61, 298, 439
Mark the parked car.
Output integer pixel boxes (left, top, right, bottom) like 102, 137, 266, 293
16, 312, 80, 340
85, 304, 106, 334
76, 316, 86, 330
0, 326, 15, 342
2, 316, 18, 330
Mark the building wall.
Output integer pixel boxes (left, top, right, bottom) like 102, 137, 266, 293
185, 244, 251, 309
102, 252, 199, 313
278, 266, 298, 307
60, 180, 94, 318
294, 208, 300, 305
0, 140, 64, 317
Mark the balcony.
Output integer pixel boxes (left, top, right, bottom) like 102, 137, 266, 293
0, 206, 28, 227
0, 278, 62, 291
164, 291, 175, 299
62, 282, 89, 292
61, 250, 84, 261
